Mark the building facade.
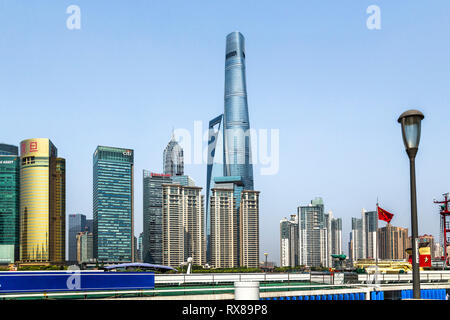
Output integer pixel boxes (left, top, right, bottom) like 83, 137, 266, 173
93, 146, 134, 263
76, 231, 94, 264
0, 144, 20, 264
210, 186, 239, 268
143, 171, 172, 264
378, 224, 409, 260
161, 184, 205, 268
298, 198, 328, 267
68, 213, 87, 263
280, 215, 299, 267
351, 217, 364, 263
239, 190, 259, 268
163, 135, 184, 176
19, 138, 65, 264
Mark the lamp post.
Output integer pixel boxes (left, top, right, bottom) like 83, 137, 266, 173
398, 109, 424, 299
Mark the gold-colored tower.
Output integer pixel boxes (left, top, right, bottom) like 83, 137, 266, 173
19, 138, 65, 265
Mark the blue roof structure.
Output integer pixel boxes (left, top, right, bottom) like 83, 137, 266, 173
103, 262, 177, 272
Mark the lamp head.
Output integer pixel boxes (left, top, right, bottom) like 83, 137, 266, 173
398, 109, 424, 154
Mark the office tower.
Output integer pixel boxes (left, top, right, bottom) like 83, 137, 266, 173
163, 134, 184, 176
76, 231, 93, 264
143, 171, 172, 264
351, 217, 364, 263
0, 144, 20, 264
206, 115, 224, 262
298, 197, 328, 267
206, 32, 255, 261
210, 183, 239, 268
378, 224, 408, 260
363, 210, 378, 259
239, 190, 259, 268
162, 184, 205, 267
68, 213, 87, 263
19, 138, 65, 264
223, 32, 254, 191
280, 215, 299, 267
93, 146, 134, 263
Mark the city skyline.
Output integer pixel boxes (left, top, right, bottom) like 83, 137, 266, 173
1, 1, 450, 264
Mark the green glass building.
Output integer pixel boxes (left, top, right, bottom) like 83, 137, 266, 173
93, 146, 134, 263
0, 144, 20, 264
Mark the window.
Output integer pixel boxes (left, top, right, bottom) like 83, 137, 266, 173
226, 51, 237, 59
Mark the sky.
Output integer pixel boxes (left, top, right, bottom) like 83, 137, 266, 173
1, 1, 450, 264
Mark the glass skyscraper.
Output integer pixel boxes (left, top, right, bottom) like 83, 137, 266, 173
163, 135, 184, 176
223, 31, 254, 191
0, 144, 20, 264
68, 213, 87, 263
142, 171, 172, 264
93, 146, 134, 263
206, 31, 255, 261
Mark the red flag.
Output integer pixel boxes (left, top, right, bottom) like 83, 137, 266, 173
377, 206, 394, 223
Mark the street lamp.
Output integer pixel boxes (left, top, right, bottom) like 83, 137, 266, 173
398, 109, 425, 299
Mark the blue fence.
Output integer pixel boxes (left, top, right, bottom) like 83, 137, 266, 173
261, 292, 367, 301
401, 289, 446, 300
0, 271, 155, 293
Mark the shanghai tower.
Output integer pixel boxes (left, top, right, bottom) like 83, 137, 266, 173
206, 31, 254, 261
223, 31, 254, 190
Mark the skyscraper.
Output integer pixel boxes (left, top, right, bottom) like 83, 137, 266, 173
19, 138, 65, 264
68, 213, 87, 263
206, 32, 255, 261
161, 184, 205, 267
280, 215, 299, 267
93, 146, 134, 263
143, 171, 172, 264
210, 181, 239, 268
239, 190, 260, 268
298, 197, 328, 267
351, 217, 364, 263
163, 134, 184, 176
363, 210, 378, 259
223, 32, 254, 191
0, 144, 20, 264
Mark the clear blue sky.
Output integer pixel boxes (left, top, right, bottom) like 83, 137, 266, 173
1, 1, 450, 263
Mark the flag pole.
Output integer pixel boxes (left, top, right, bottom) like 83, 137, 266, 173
375, 198, 379, 283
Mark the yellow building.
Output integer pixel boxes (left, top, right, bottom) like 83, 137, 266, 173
19, 138, 65, 264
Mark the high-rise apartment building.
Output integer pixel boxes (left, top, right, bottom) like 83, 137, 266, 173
68, 213, 87, 263
210, 183, 239, 268
239, 190, 259, 268
326, 211, 342, 265
161, 184, 205, 267
19, 138, 65, 264
298, 197, 328, 267
93, 146, 134, 263
351, 217, 364, 263
280, 215, 299, 267
163, 135, 184, 176
0, 144, 20, 264
378, 224, 409, 260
